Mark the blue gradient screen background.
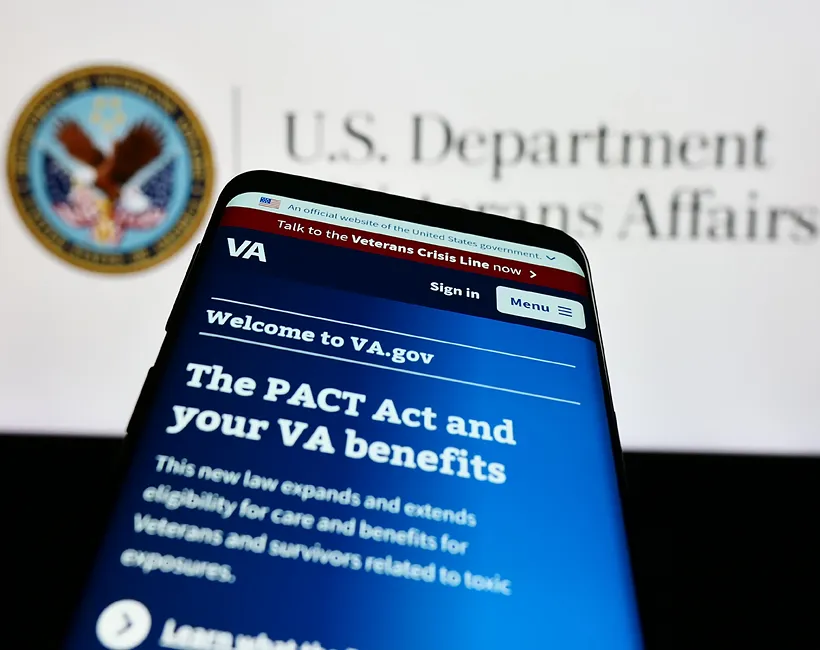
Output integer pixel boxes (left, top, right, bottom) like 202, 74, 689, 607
63, 217, 643, 650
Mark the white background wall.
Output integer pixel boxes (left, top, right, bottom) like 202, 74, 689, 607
2, 1, 819, 454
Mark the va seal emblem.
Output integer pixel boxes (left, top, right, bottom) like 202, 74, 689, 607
6, 65, 213, 273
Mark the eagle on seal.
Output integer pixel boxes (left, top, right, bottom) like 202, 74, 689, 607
55, 119, 163, 204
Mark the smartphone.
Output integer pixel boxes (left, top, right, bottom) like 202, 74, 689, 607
62, 171, 644, 650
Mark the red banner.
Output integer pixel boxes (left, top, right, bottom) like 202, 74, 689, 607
221, 207, 588, 296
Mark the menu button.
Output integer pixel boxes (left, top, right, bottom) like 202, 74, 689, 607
496, 286, 586, 329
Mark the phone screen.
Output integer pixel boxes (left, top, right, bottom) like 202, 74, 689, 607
63, 184, 643, 650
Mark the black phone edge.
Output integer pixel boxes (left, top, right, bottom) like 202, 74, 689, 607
62, 169, 649, 647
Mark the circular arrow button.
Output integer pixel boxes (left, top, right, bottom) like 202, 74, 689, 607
96, 600, 152, 650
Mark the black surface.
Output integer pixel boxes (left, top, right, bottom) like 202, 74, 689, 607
2, 433, 818, 648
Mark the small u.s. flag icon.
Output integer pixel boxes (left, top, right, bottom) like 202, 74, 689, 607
259, 196, 281, 209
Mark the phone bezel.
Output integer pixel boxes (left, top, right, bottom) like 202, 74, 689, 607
66, 170, 648, 646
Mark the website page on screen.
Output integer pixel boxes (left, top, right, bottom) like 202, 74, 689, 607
63, 193, 643, 650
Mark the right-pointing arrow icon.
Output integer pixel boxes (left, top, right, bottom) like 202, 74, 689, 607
117, 614, 133, 636
529, 270, 536, 278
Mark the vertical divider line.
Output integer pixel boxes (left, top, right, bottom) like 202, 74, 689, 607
231, 86, 242, 175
